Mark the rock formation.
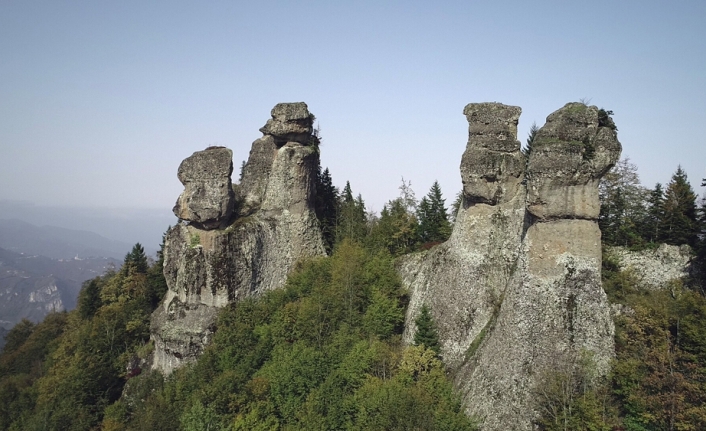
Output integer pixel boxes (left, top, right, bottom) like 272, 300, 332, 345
150, 102, 325, 374
172, 147, 235, 230
608, 244, 692, 290
398, 102, 621, 430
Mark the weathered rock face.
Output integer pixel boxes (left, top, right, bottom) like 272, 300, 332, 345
400, 103, 527, 369
151, 103, 325, 374
461, 103, 525, 205
399, 102, 621, 430
526, 103, 620, 220
608, 244, 692, 290
172, 147, 235, 230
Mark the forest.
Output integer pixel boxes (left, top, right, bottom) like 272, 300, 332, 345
1, 152, 706, 430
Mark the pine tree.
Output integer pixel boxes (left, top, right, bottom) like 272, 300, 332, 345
336, 182, 367, 243
147, 229, 169, 308
123, 243, 149, 274
522, 122, 539, 157
78, 279, 102, 319
367, 179, 419, 255
450, 191, 463, 224
413, 304, 441, 355
598, 158, 648, 247
642, 183, 665, 243
659, 167, 698, 247
417, 181, 451, 245
315, 167, 338, 253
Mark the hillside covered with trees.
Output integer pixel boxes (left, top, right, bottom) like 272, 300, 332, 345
2, 156, 706, 430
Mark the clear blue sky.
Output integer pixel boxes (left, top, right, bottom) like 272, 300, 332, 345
1, 0, 705, 215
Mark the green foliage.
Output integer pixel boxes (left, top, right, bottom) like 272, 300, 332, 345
413, 304, 441, 355
599, 162, 701, 252
121, 240, 474, 430
367, 178, 420, 256
597, 108, 617, 130
123, 242, 149, 274
0, 239, 169, 431
537, 248, 706, 430
599, 158, 649, 248
315, 166, 339, 254
337, 181, 368, 244
522, 121, 539, 157
417, 181, 452, 246
78, 278, 102, 319
659, 166, 698, 247
2, 319, 35, 354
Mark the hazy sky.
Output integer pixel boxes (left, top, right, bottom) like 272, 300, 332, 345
1, 0, 705, 216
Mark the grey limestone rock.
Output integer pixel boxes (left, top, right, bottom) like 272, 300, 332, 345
259, 102, 315, 146
239, 102, 317, 214
461, 103, 525, 205
151, 103, 326, 374
399, 102, 621, 430
607, 244, 692, 290
172, 146, 235, 230
526, 103, 621, 220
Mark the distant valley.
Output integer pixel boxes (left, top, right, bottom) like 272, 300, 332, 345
0, 218, 142, 349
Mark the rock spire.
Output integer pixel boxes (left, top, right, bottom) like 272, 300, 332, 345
150, 103, 325, 374
398, 102, 621, 430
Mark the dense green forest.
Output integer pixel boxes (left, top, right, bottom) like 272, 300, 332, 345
2, 159, 706, 430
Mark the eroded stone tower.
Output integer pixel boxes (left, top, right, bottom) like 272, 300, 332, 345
399, 102, 621, 430
150, 102, 326, 374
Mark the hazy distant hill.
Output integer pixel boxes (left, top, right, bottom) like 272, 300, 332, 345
0, 218, 136, 260
0, 246, 119, 345
0, 200, 174, 255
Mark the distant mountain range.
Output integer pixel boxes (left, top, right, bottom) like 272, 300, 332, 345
0, 200, 176, 256
0, 218, 136, 260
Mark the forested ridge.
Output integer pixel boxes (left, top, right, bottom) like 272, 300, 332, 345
2, 157, 706, 430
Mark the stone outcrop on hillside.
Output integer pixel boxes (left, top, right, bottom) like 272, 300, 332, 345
398, 102, 621, 430
608, 244, 692, 290
151, 103, 325, 374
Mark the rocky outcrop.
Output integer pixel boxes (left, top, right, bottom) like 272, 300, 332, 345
173, 147, 235, 230
608, 244, 692, 290
151, 103, 325, 374
399, 102, 621, 430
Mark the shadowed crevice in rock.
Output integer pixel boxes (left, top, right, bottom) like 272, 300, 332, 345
398, 101, 621, 431
151, 102, 326, 375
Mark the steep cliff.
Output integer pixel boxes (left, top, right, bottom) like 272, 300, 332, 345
150, 103, 326, 374
399, 102, 621, 430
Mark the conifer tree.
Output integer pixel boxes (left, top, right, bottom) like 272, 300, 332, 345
598, 158, 647, 247
123, 243, 148, 274
642, 183, 665, 243
659, 167, 698, 246
315, 167, 338, 253
367, 179, 419, 255
414, 304, 441, 355
417, 181, 451, 244
78, 279, 102, 319
147, 229, 169, 308
336, 181, 367, 243
522, 122, 539, 157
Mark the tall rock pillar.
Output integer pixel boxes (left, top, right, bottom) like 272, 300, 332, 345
398, 102, 621, 430
398, 103, 527, 368
150, 103, 325, 374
